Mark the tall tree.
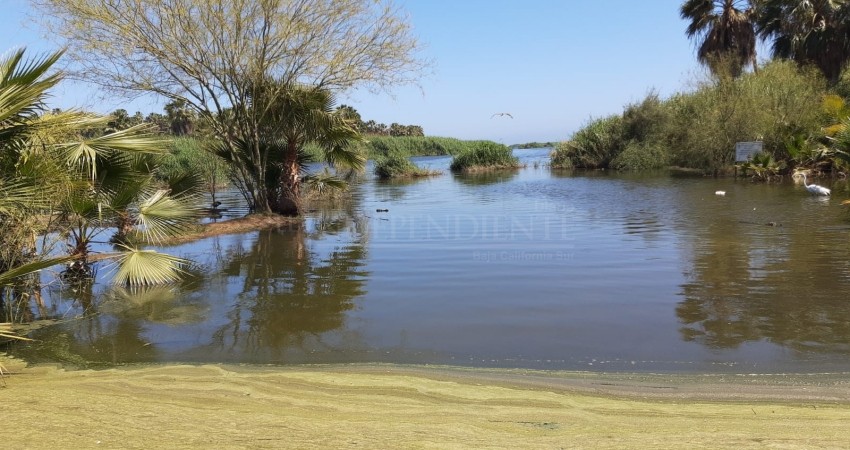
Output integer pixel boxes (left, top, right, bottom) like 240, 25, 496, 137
164, 99, 195, 136
215, 82, 364, 215
34, 0, 427, 214
754, 0, 850, 84
681, 0, 758, 77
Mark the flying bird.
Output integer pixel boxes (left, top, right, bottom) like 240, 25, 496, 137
798, 172, 831, 196
491, 113, 513, 119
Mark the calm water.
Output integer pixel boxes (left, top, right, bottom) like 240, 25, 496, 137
8, 148, 850, 373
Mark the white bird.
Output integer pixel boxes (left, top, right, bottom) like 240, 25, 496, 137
799, 172, 831, 196
491, 113, 513, 119
715, 190, 726, 196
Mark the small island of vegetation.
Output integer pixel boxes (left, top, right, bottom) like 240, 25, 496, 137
374, 154, 441, 179
450, 142, 523, 172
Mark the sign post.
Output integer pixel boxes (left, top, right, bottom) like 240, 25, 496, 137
735, 141, 763, 162
735, 141, 763, 179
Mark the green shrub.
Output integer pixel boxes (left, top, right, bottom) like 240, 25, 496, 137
159, 137, 229, 199
667, 60, 826, 173
363, 136, 491, 158
736, 152, 786, 182
550, 142, 574, 169
611, 141, 669, 171
449, 142, 520, 172
551, 115, 623, 169
558, 60, 830, 174
374, 154, 440, 179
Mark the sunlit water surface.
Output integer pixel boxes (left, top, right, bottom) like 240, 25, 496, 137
8, 148, 850, 373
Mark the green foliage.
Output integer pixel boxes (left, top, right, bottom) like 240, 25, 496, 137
755, 0, 850, 84
450, 142, 520, 172
549, 142, 574, 169
736, 152, 786, 182
553, 61, 831, 175
34, 0, 426, 213
829, 118, 850, 171
550, 115, 624, 169
334, 104, 424, 136
159, 137, 229, 200
111, 247, 189, 287
0, 48, 203, 292
667, 60, 825, 173
252, 82, 365, 215
365, 136, 486, 158
611, 141, 670, 171
374, 154, 440, 179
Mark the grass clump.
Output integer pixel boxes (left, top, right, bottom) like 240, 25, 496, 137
550, 115, 624, 169
364, 136, 496, 158
450, 142, 521, 172
374, 154, 441, 179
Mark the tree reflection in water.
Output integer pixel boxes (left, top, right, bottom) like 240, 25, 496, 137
207, 213, 369, 360
8, 208, 369, 365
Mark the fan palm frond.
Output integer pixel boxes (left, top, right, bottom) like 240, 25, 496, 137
0, 255, 75, 286
135, 189, 202, 244
0, 49, 64, 124
110, 246, 189, 286
61, 123, 168, 180
0, 177, 51, 215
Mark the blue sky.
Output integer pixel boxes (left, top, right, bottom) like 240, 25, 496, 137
2, 0, 704, 144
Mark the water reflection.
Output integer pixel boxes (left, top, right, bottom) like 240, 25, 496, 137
676, 186, 850, 353
453, 170, 519, 186
207, 221, 368, 359
12, 211, 369, 366
7, 159, 850, 373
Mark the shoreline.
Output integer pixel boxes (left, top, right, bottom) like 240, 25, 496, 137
3, 359, 850, 448
155, 213, 300, 246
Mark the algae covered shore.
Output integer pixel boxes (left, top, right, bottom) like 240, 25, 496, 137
3, 358, 850, 449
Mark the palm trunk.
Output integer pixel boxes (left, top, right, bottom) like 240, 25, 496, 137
111, 211, 134, 244
274, 141, 301, 216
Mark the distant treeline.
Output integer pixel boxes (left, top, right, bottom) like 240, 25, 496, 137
336, 105, 424, 137
510, 142, 557, 149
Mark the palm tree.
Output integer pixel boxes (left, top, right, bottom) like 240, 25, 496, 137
754, 0, 850, 84
681, 0, 758, 77
1, 48, 201, 287
216, 82, 365, 216
56, 117, 203, 282
164, 99, 196, 136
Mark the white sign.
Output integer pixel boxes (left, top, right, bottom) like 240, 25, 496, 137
735, 141, 763, 162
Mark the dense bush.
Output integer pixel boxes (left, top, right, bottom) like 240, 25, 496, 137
365, 136, 486, 158
550, 115, 623, 169
374, 154, 440, 179
669, 60, 825, 173
159, 137, 229, 199
553, 60, 831, 174
450, 142, 520, 172
549, 142, 574, 169
611, 141, 670, 170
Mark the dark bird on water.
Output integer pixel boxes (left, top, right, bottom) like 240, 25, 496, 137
491, 113, 513, 119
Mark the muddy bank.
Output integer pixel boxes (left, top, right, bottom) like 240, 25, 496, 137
157, 213, 299, 245
3, 359, 849, 449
